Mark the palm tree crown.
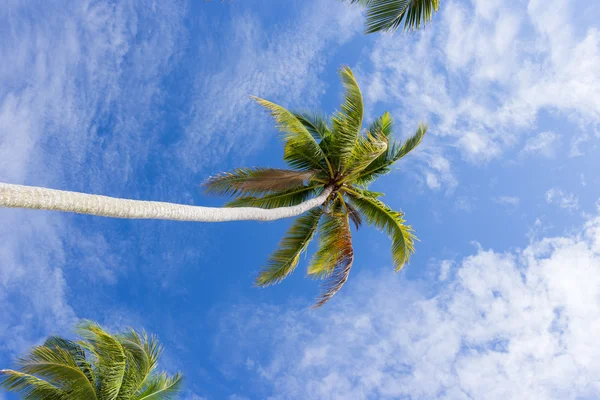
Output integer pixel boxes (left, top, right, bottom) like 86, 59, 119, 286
204, 66, 427, 306
347, 0, 440, 34
0, 321, 182, 400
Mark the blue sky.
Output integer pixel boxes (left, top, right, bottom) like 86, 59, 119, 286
1, 0, 600, 399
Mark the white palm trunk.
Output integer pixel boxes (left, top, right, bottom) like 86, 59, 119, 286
0, 183, 332, 222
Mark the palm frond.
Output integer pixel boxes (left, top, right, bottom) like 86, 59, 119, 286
252, 96, 332, 173
135, 372, 182, 400
349, 0, 440, 34
345, 201, 363, 230
0, 369, 69, 400
14, 343, 97, 399
116, 330, 161, 400
312, 214, 354, 307
355, 123, 427, 185
346, 189, 416, 271
308, 212, 351, 279
203, 168, 317, 197
344, 131, 388, 179
346, 186, 385, 198
330, 66, 364, 172
44, 337, 95, 387
390, 122, 427, 162
77, 321, 126, 400
366, 111, 394, 138
256, 208, 324, 286
225, 185, 320, 209
294, 112, 331, 140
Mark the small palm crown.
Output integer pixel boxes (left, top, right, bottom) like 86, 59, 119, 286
205, 66, 427, 307
347, 0, 440, 34
0, 321, 182, 400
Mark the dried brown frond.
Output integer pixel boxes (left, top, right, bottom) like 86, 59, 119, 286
203, 168, 317, 197
312, 215, 354, 307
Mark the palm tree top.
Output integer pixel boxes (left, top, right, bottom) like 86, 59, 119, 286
204, 66, 427, 306
347, 0, 440, 34
0, 321, 182, 400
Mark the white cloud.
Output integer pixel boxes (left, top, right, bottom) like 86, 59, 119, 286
361, 0, 600, 188
424, 152, 458, 192
217, 209, 600, 400
439, 260, 453, 281
521, 131, 560, 158
494, 196, 520, 206
457, 131, 501, 163
546, 188, 579, 210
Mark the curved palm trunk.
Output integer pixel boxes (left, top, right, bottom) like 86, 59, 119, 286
0, 183, 333, 222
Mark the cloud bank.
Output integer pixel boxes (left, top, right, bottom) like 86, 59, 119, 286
218, 207, 600, 399
361, 0, 600, 189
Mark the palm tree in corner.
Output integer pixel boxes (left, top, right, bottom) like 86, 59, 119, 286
345, 0, 440, 34
204, 66, 427, 306
0, 66, 426, 306
0, 321, 182, 399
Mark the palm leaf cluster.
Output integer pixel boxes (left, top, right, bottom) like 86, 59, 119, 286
204, 66, 427, 307
0, 321, 182, 400
347, 0, 440, 34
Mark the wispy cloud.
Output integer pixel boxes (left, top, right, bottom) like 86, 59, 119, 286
454, 196, 475, 212
546, 188, 579, 210
521, 131, 560, 158
217, 210, 600, 399
0, 0, 186, 359
439, 260, 453, 281
178, 0, 362, 172
494, 196, 520, 206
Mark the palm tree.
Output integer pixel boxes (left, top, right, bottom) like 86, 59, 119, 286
203, 66, 427, 306
0, 66, 426, 305
345, 0, 440, 34
0, 321, 182, 400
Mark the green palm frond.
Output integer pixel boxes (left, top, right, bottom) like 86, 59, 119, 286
349, 187, 385, 198
77, 321, 126, 400
356, 123, 427, 185
135, 372, 182, 400
14, 343, 96, 399
0, 370, 69, 400
252, 96, 332, 173
119, 330, 161, 372
390, 122, 427, 162
116, 330, 161, 400
312, 214, 354, 307
226, 185, 320, 209
44, 337, 95, 387
203, 168, 317, 197
256, 208, 324, 286
346, 189, 415, 271
348, 0, 440, 34
345, 131, 388, 180
366, 111, 394, 138
294, 112, 331, 141
330, 66, 364, 172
